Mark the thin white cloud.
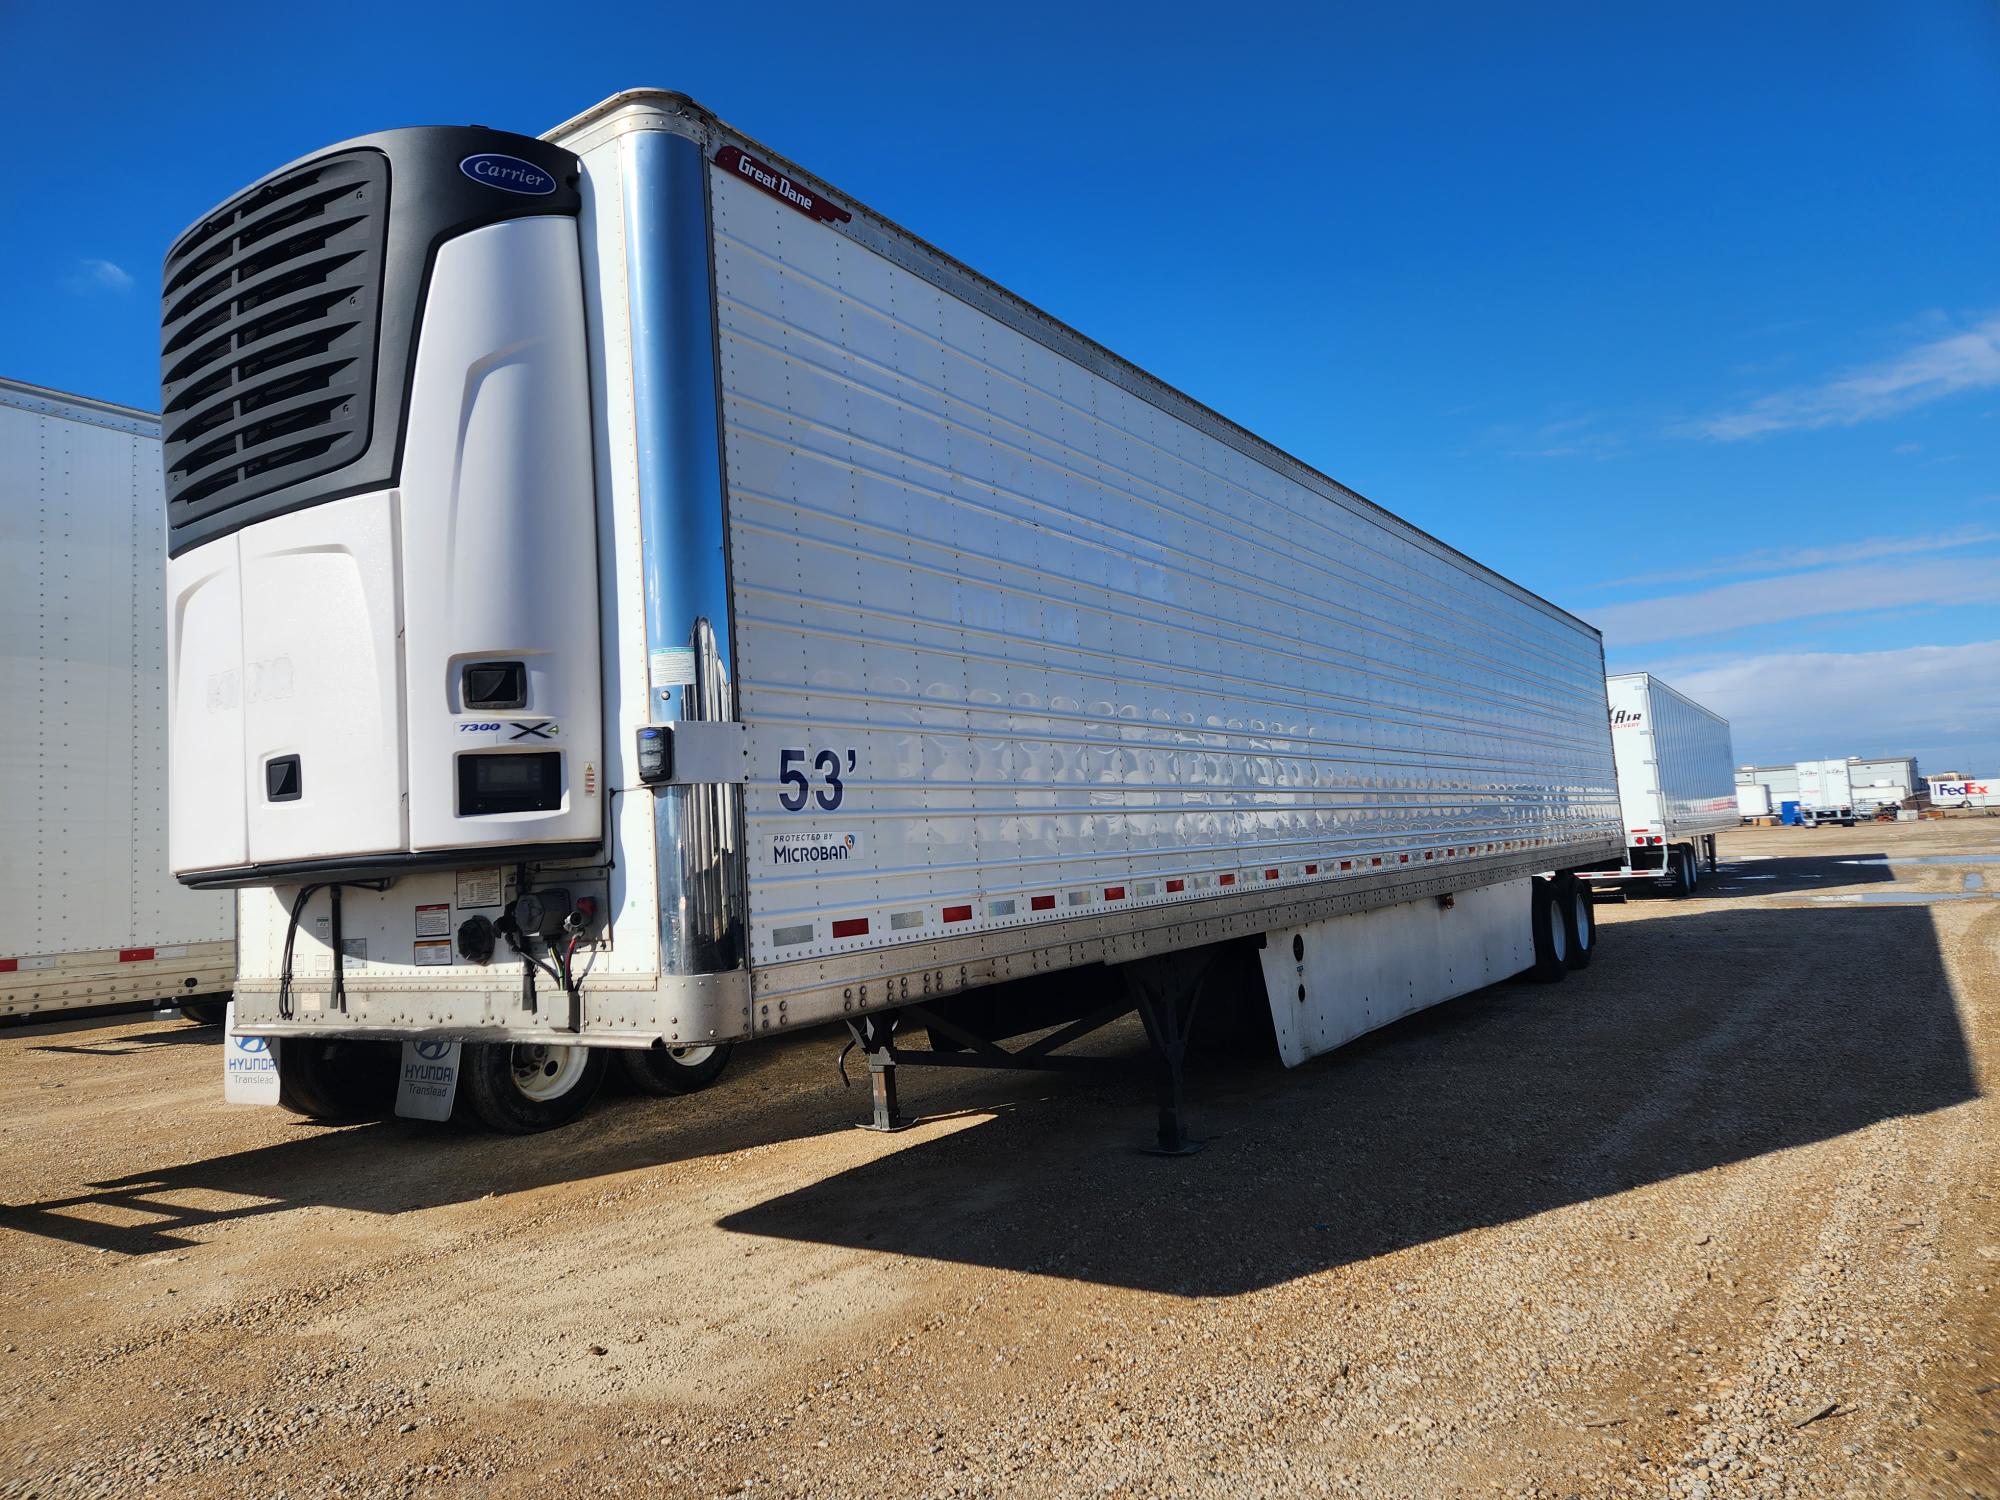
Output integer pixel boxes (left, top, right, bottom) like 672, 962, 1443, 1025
1667, 640, 2000, 769
1692, 314, 2000, 440
1588, 556, 2000, 646
1586, 524, 2000, 590
1483, 412, 1624, 459
62, 258, 134, 294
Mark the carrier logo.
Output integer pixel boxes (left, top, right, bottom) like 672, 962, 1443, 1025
459, 153, 558, 196
715, 146, 852, 224
772, 831, 859, 865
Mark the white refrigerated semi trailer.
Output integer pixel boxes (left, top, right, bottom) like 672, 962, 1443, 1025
2, 379, 234, 1022
161, 91, 1622, 1143
1580, 672, 1737, 896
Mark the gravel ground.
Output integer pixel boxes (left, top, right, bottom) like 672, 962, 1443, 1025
2, 821, 1996, 1499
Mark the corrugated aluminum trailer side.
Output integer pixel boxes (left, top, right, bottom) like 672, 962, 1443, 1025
1585, 672, 1736, 896
168, 93, 1621, 1141
0, 379, 233, 1022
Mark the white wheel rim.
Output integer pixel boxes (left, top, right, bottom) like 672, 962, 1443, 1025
1575, 899, 1593, 948
509, 1044, 589, 1101
1549, 907, 1567, 960
666, 1044, 717, 1068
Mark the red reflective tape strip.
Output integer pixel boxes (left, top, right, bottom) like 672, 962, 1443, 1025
1164, 879, 1185, 893
1305, 864, 1318, 874
119, 948, 155, 962
1370, 857, 1383, 867
830, 918, 869, 939
1424, 851, 1434, 860
0, 959, 16, 973
942, 905, 973, 923
1103, 886, 1126, 900
1219, 873, 1236, 886
1264, 868, 1279, 880
1340, 860, 1353, 871
1398, 854, 1409, 864
1030, 894, 1056, 911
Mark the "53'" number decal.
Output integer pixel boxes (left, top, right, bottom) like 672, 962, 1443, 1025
778, 747, 856, 811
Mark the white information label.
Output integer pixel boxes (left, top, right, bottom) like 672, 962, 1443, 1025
648, 646, 697, 689
414, 903, 451, 938
413, 939, 453, 967
456, 868, 504, 910
395, 1040, 461, 1121
221, 1001, 282, 1106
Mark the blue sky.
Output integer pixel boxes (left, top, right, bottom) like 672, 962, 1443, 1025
4, 1, 1996, 771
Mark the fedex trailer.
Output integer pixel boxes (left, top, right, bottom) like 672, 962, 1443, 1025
2, 379, 234, 1023
1928, 777, 1997, 810
161, 91, 1622, 1144
1579, 673, 1736, 896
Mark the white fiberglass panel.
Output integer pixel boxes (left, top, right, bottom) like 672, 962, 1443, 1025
239, 492, 406, 862
400, 217, 602, 852
165, 541, 249, 872
709, 165, 1620, 966
1258, 879, 1534, 1066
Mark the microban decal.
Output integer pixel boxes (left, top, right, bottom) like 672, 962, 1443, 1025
716, 146, 852, 224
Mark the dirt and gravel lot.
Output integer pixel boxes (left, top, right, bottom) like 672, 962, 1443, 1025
3, 820, 1996, 1499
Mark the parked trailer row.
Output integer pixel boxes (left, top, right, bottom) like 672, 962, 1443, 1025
166, 91, 1624, 1143
1, 379, 233, 1024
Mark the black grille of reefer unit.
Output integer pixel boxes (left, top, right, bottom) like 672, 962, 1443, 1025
160, 150, 387, 538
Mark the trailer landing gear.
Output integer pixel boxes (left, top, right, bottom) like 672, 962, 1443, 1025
842, 953, 1212, 1154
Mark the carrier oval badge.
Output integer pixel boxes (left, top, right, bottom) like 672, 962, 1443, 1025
459, 153, 557, 196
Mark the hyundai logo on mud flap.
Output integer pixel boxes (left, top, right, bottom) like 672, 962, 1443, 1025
234, 1035, 270, 1054
414, 1039, 453, 1061
459, 153, 557, 195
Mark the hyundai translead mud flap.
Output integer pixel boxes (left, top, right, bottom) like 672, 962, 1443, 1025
222, 1001, 282, 1105
395, 1040, 461, 1120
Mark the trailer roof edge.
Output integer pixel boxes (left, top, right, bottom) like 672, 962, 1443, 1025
545, 88, 1603, 641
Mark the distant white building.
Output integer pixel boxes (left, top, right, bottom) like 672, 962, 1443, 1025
1734, 755, 1920, 813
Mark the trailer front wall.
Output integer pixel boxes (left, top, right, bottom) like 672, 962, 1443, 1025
1612, 674, 1738, 842
707, 166, 1621, 969
0, 382, 233, 1006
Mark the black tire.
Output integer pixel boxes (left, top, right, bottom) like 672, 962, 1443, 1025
1565, 881, 1596, 970
277, 1038, 400, 1122
461, 1042, 607, 1134
179, 996, 229, 1026
619, 1042, 733, 1096
1530, 878, 1570, 983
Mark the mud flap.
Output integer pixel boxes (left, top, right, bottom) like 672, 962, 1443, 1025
395, 1040, 462, 1121
221, 1001, 282, 1105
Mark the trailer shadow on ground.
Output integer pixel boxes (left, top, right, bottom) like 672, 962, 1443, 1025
1, 883, 1978, 1292
1610, 848, 1896, 901
715, 900, 1978, 1295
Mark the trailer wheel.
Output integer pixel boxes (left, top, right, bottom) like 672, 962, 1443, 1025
462, 1042, 607, 1134
277, 1038, 399, 1123
1565, 882, 1596, 970
619, 1042, 733, 1096
1530, 879, 1570, 983
179, 996, 228, 1026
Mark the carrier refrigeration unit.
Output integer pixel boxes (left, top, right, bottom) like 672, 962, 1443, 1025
1579, 673, 1737, 896
2, 378, 234, 1023
162, 91, 1623, 1143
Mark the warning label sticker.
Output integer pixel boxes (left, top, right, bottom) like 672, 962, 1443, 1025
414, 903, 450, 938
456, 868, 504, 909
413, 940, 453, 967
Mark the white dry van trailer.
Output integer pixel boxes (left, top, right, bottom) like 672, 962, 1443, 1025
1796, 759, 1857, 827
1, 379, 234, 1023
1579, 673, 1737, 896
161, 91, 1622, 1144
1736, 783, 1772, 820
